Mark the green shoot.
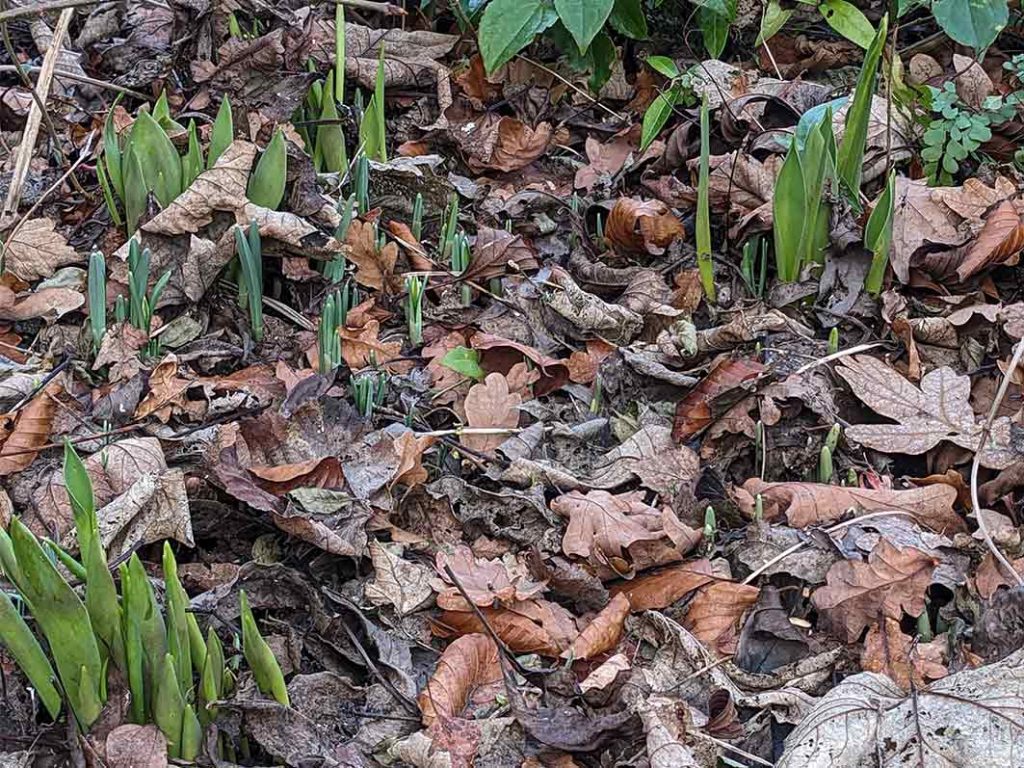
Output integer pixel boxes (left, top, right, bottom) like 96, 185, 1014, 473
334, 1, 346, 102
406, 275, 425, 347
703, 505, 717, 547
440, 193, 459, 262
353, 371, 386, 418
234, 220, 264, 342
740, 236, 768, 298
359, 46, 387, 162
451, 232, 471, 306
318, 284, 354, 373
125, 239, 171, 356
753, 493, 763, 521
248, 129, 287, 210
754, 419, 765, 479
411, 192, 424, 240
864, 169, 895, 296
208, 96, 234, 169
88, 251, 106, 351
353, 152, 369, 214
316, 71, 348, 173
182, 119, 204, 188
818, 445, 834, 483
825, 423, 841, 453
696, 92, 715, 302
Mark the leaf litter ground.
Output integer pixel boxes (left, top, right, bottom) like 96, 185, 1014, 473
3, 3, 1024, 768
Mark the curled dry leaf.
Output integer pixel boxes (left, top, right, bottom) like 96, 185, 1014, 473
457, 113, 553, 173
346, 219, 400, 291
462, 373, 521, 453
436, 597, 578, 657
812, 540, 937, 642
564, 593, 631, 661
464, 227, 539, 283
435, 544, 546, 607
735, 477, 964, 533
861, 618, 947, 691
672, 357, 766, 442
838, 355, 1019, 469
4, 217, 82, 281
605, 197, 684, 255
684, 581, 760, 656
957, 199, 1024, 280
418, 633, 503, 727
587, 423, 700, 497
545, 268, 644, 345
0, 381, 59, 476
610, 559, 715, 612
338, 319, 403, 370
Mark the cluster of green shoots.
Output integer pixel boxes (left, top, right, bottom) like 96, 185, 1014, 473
0, 443, 287, 758
439, 194, 472, 306
818, 423, 841, 483
87, 240, 171, 357
318, 282, 359, 372
352, 371, 387, 418
234, 221, 264, 343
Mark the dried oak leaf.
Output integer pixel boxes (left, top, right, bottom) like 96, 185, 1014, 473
338, 319, 403, 370
684, 581, 759, 656
365, 540, 433, 615
346, 218, 399, 291
464, 227, 539, 283
861, 617, 947, 691
0, 381, 59, 475
552, 490, 686, 580
435, 544, 546, 607
957, 199, 1024, 281
419, 633, 503, 727
437, 597, 578, 656
605, 197, 684, 255
4, 217, 81, 281
811, 540, 937, 642
735, 477, 964, 533
469, 332, 569, 396
672, 357, 766, 441
587, 423, 700, 497
564, 593, 631, 661
610, 560, 715, 612
974, 552, 1024, 599
0, 283, 83, 320
838, 355, 1018, 469
459, 114, 553, 173
575, 131, 637, 192
462, 373, 521, 453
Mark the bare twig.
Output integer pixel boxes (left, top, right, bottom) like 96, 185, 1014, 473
0, 65, 150, 99
321, 0, 406, 15
970, 340, 1024, 586
515, 54, 626, 123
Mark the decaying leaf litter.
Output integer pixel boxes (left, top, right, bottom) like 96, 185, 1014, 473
4, 0, 1024, 766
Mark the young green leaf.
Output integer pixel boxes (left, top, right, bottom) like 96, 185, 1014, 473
932, 0, 1007, 51
162, 542, 192, 697
554, 0, 613, 52
317, 71, 348, 173
477, 0, 559, 73
640, 83, 680, 151
359, 47, 388, 162
773, 144, 805, 282
0, 589, 62, 719
88, 251, 106, 350
240, 590, 290, 706
756, 0, 791, 45
864, 169, 895, 295
130, 111, 183, 208
699, 3, 734, 58
646, 55, 680, 79
696, 93, 715, 302
608, 0, 647, 38
103, 94, 124, 201
208, 96, 234, 169
440, 346, 486, 381
199, 626, 225, 724
247, 129, 287, 210
122, 141, 148, 235
182, 119, 203, 188
152, 653, 186, 758
96, 160, 123, 227
335, 1, 346, 101
818, 0, 875, 48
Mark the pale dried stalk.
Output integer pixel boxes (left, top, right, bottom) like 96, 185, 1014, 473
1, 6, 72, 220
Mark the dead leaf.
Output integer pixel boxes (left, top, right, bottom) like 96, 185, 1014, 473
564, 593, 630, 660
838, 355, 1019, 469
419, 633, 502, 727
672, 357, 766, 442
134, 355, 196, 423
610, 560, 715, 612
974, 552, 1024, 599
4, 218, 81, 281
605, 198, 684, 255
456, 113, 553, 173
346, 219, 399, 291
0, 283, 83, 320
812, 540, 937, 642
0, 382, 59, 476
462, 373, 521, 453
957, 199, 1024, 280
735, 477, 964, 533
575, 131, 637, 192
93, 323, 148, 383
338, 319, 403, 370
587, 423, 699, 497
861, 618, 948, 690
436, 598, 578, 656
567, 339, 616, 384
953, 53, 993, 110
435, 545, 545, 607
104, 725, 167, 768
463, 227, 539, 283
545, 268, 644, 345
684, 581, 759, 655
365, 541, 434, 615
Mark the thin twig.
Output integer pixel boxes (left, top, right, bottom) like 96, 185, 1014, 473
515, 54, 626, 122
971, 339, 1024, 586
0, 65, 150, 99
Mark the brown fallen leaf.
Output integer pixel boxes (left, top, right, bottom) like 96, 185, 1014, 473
735, 477, 964, 533
457, 113, 553, 173
672, 357, 766, 442
974, 552, 1024, 599
436, 597, 578, 656
346, 218, 399, 291
104, 725, 167, 768
0, 382, 59, 476
605, 197, 684, 255
552, 490, 684, 580
134, 355, 197, 422
365, 540, 434, 615
469, 332, 570, 396
0, 283, 83, 320
861, 617, 948, 691
567, 339, 617, 384
386, 220, 433, 272
338, 319, 403, 370
462, 373, 521, 453
435, 544, 546, 607
564, 593, 631, 661
419, 633, 503, 727
957, 199, 1024, 280
4, 217, 82, 281
838, 355, 1019, 469
463, 227, 539, 283
587, 423, 700, 497
812, 540, 937, 641
684, 581, 759, 656
610, 560, 714, 612
575, 130, 638, 192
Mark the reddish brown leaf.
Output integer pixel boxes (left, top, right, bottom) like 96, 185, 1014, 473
469, 332, 570, 396
346, 219, 399, 291
958, 200, 1024, 280
419, 633, 503, 727
436, 598, 578, 656
435, 545, 546, 607
386, 220, 433, 272
672, 357, 766, 442
566, 339, 616, 384
610, 560, 714, 612
0, 382, 59, 476
462, 373, 521, 453
458, 114, 553, 173
812, 540, 937, 642
735, 477, 965, 533
463, 227, 539, 283
605, 197, 684, 255
564, 593, 630, 661
338, 319, 404, 370
684, 581, 759, 656
861, 618, 948, 690
974, 552, 1024, 599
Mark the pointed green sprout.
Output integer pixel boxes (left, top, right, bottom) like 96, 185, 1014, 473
703, 506, 717, 544
248, 129, 287, 210
162, 542, 192, 697
125, 239, 171, 356
359, 45, 387, 162
411, 192, 424, 241
122, 141, 147, 235
824, 423, 841, 453
131, 111, 183, 208
353, 372, 385, 418
235, 220, 264, 342
319, 291, 342, 373
199, 626, 225, 724
208, 97, 234, 169
153, 653, 200, 759
182, 119, 204, 188
0, 590, 61, 719
696, 92, 715, 302
88, 251, 106, 351
405, 275, 424, 347
103, 93, 125, 203
451, 232, 471, 306
818, 445, 834, 483
827, 326, 839, 355
335, 1, 346, 102
152, 90, 185, 134
864, 169, 895, 296
317, 71, 348, 174
239, 591, 289, 706
353, 152, 370, 214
